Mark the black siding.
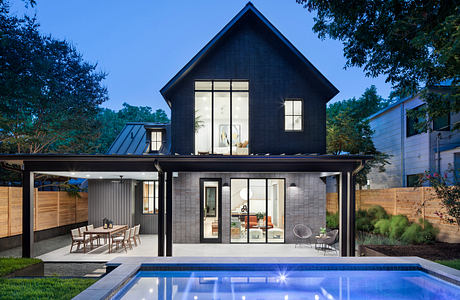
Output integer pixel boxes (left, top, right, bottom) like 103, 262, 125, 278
166, 13, 328, 155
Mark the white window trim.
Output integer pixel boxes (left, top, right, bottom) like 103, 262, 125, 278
284, 98, 303, 132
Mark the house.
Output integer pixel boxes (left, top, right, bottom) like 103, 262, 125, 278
367, 93, 460, 189
0, 3, 367, 258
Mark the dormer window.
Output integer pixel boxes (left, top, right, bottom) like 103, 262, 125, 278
150, 130, 163, 152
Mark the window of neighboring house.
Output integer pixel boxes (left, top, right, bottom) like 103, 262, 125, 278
150, 130, 163, 152
433, 113, 450, 131
284, 99, 303, 131
406, 105, 426, 137
407, 174, 422, 187
143, 181, 159, 214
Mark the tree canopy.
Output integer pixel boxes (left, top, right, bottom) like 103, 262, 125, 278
327, 86, 391, 186
298, 0, 460, 130
0, 2, 107, 154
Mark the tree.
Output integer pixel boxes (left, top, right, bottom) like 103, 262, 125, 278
0, 2, 108, 154
327, 86, 391, 186
297, 0, 460, 130
97, 103, 169, 153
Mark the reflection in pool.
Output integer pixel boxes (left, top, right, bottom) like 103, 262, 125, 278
112, 269, 460, 299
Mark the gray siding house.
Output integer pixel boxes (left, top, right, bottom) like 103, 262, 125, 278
367, 94, 460, 189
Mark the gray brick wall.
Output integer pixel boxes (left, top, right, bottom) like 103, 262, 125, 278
172, 172, 326, 244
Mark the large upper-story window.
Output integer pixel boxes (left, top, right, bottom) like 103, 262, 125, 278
284, 99, 303, 131
143, 181, 159, 214
150, 130, 163, 152
195, 80, 249, 155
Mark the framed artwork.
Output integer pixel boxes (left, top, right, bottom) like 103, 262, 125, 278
219, 124, 241, 147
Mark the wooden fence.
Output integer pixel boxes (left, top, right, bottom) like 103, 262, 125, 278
0, 187, 88, 238
326, 187, 459, 243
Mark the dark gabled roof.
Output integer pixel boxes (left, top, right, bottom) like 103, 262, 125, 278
160, 2, 338, 104
107, 122, 171, 155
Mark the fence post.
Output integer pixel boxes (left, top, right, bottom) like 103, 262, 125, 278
7, 187, 11, 236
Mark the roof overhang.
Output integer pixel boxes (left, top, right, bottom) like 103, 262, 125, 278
0, 154, 369, 174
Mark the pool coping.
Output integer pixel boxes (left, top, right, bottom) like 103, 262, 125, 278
72, 256, 460, 300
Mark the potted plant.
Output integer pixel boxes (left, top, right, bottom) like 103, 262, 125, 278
319, 227, 327, 238
256, 212, 265, 226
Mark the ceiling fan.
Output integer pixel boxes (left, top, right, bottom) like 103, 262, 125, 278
111, 175, 124, 184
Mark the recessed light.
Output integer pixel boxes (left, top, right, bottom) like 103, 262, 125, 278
99, 176, 103, 179
142, 173, 146, 176
71, 172, 75, 175
86, 174, 90, 177
149, 288, 153, 293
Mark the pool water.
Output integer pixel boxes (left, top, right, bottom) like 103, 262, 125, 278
113, 269, 460, 300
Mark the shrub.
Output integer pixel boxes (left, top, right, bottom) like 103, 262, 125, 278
401, 218, 439, 244
374, 219, 391, 236
389, 215, 409, 239
326, 211, 339, 229
367, 205, 389, 225
356, 209, 373, 232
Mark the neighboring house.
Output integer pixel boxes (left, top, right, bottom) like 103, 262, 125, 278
1, 3, 365, 258
367, 93, 460, 189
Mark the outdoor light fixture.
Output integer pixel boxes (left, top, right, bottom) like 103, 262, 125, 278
289, 183, 296, 188
223, 182, 229, 188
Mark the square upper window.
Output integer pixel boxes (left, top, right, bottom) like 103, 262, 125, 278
284, 99, 303, 131
151, 130, 163, 152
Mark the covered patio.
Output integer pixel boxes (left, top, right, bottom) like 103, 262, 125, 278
0, 154, 367, 259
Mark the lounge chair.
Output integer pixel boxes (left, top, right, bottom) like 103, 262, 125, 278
315, 229, 339, 255
293, 224, 313, 247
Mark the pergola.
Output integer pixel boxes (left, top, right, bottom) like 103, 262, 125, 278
0, 154, 368, 258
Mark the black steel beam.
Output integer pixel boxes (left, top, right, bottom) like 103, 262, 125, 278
349, 174, 356, 256
157, 172, 165, 257
22, 169, 34, 258
339, 172, 348, 257
166, 172, 173, 256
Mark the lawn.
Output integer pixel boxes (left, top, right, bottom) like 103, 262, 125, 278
0, 277, 97, 300
0, 257, 42, 277
436, 259, 460, 271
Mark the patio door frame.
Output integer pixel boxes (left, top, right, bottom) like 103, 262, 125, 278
230, 178, 286, 244
199, 178, 222, 243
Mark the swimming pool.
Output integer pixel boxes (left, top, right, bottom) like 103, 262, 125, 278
112, 266, 460, 299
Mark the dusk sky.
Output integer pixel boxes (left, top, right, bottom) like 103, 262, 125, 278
12, 0, 393, 114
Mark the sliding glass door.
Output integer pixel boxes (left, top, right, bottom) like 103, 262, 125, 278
230, 178, 285, 243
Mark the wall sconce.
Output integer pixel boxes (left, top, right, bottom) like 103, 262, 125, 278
289, 183, 297, 188
223, 182, 229, 189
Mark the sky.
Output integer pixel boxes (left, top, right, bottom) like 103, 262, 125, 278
11, 0, 393, 114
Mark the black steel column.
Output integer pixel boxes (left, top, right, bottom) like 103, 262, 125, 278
22, 169, 34, 258
166, 172, 173, 256
339, 172, 348, 257
158, 171, 165, 256
349, 173, 356, 256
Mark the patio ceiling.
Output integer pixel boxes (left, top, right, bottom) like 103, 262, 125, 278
39, 171, 157, 180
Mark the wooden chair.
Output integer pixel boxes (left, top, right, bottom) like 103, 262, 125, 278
86, 224, 101, 246
134, 224, 141, 245
79, 226, 94, 248
70, 228, 89, 253
128, 227, 135, 248
112, 229, 130, 253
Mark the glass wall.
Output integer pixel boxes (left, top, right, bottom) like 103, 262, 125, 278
143, 181, 159, 214
230, 179, 248, 243
195, 80, 249, 155
230, 178, 285, 243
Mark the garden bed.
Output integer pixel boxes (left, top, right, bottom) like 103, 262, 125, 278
361, 243, 460, 261
0, 258, 43, 277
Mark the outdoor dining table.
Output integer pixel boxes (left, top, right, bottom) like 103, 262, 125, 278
83, 225, 128, 253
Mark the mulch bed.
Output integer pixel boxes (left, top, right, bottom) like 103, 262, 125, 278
365, 243, 460, 261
